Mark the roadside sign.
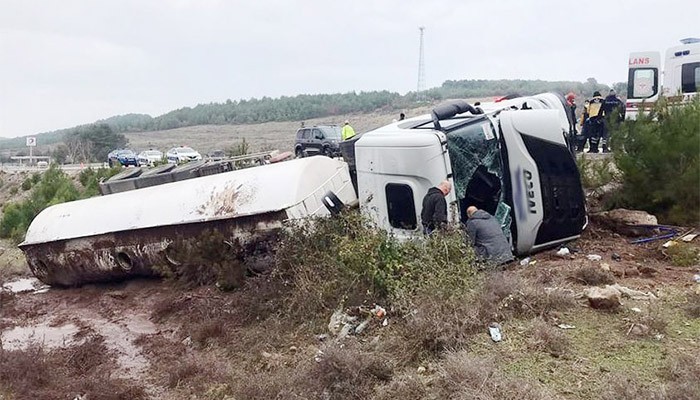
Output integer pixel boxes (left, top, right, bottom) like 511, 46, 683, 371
26, 137, 37, 147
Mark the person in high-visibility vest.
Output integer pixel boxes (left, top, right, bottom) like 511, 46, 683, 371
581, 91, 605, 153
341, 120, 356, 141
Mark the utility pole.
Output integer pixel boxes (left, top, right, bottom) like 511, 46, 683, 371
417, 26, 426, 94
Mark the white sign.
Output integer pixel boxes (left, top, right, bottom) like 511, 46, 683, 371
26, 137, 37, 147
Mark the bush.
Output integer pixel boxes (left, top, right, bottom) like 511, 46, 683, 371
152, 229, 247, 289
571, 265, 616, 285
274, 211, 479, 319
576, 154, 618, 189
528, 319, 570, 357
0, 165, 81, 243
665, 242, 700, 267
611, 96, 700, 225
78, 166, 121, 197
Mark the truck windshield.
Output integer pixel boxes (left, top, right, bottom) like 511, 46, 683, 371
446, 120, 512, 238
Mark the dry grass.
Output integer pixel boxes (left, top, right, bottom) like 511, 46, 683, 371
0, 335, 146, 399
433, 351, 558, 400
630, 304, 668, 337
684, 292, 700, 318
528, 319, 570, 358
601, 351, 700, 400
570, 265, 615, 286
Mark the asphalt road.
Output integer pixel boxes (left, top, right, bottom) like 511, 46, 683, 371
0, 163, 106, 173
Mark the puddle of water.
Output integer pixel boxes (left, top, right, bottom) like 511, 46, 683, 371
85, 313, 158, 378
1, 322, 80, 351
1, 277, 50, 294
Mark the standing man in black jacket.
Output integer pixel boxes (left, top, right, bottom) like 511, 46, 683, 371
420, 180, 451, 234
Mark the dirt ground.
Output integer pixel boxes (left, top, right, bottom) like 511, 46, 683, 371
1, 220, 698, 399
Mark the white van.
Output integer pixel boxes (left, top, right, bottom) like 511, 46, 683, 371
626, 38, 700, 119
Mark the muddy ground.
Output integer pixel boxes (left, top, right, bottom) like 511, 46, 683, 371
1, 221, 698, 400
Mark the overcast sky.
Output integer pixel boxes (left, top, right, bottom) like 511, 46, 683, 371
0, 0, 698, 138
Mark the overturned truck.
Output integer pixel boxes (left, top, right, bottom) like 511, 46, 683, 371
20, 93, 586, 286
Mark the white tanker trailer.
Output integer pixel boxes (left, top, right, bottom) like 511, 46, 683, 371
19, 156, 356, 286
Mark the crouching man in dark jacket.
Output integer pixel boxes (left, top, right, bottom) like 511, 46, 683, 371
421, 180, 451, 234
465, 206, 514, 264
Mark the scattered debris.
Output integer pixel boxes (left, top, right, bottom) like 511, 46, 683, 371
681, 233, 698, 242
630, 307, 642, 313
693, 274, 700, 283
417, 366, 427, 374
488, 322, 502, 342
663, 240, 677, 248
629, 225, 679, 244
327, 305, 388, 339
611, 253, 622, 261
1, 277, 50, 294
600, 263, 611, 272
587, 254, 602, 261
519, 257, 531, 266
557, 324, 576, 330
556, 247, 571, 258
584, 286, 622, 309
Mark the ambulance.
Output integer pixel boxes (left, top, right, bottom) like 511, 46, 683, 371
626, 38, 700, 119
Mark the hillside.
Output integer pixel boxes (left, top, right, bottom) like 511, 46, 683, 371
0, 77, 616, 155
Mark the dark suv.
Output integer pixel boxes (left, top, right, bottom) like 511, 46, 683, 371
294, 125, 342, 158
107, 149, 138, 167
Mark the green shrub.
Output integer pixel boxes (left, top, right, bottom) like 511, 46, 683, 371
0, 165, 80, 243
274, 211, 478, 318
666, 242, 700, 267
78, 166, 121, 197
611, 97, 700, 225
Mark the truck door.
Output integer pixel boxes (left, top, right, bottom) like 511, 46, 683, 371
626, 51, 661, 119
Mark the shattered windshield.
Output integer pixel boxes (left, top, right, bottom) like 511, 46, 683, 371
446, 119, 512, 239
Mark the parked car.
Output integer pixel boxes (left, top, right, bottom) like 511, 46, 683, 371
207, 150, 226, 161
138, 150, 164, 166
294, 125, 342, 158
107, 149, 138, 167
166, 146, 202, 164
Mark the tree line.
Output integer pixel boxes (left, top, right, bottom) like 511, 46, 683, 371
94, 78, 618, 133
0, 78, 624, 159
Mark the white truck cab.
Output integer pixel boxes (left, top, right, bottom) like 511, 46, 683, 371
626, 38, 700, 119
343, 95, 586, 255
